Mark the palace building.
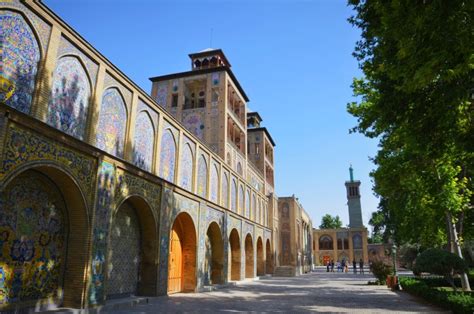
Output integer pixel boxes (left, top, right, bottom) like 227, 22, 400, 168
0, 1, 281, 311
312, 167, 369, 266
274, 196, 313, 276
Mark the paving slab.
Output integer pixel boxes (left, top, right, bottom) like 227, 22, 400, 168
94, 271, 447, 313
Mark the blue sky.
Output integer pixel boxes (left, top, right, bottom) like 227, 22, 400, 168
44, 0, 379, 229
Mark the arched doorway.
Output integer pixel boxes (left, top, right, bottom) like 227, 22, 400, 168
168, 212, 196, 294
204, 222, 224, 285
256, 237, 264, 276
229, 229, 241, 281
107, 201, 140, 298
106, 196, 158, 298
0, 167, 89, 309
265, 239, 273, 274
245, 234, 254, 278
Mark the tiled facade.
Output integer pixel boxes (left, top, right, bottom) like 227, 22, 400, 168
0, 1, 274, 311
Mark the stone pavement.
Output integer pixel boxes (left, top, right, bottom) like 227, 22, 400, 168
94, 271, 447, 313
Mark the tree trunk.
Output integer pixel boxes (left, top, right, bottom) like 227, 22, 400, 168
447, 212, 471, 291
446, 214, 455, 253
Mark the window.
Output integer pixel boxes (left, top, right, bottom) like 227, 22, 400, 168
319, 235, 333, 250
171, 94, 178, 107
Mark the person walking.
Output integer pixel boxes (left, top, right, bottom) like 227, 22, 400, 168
352, 259, 357, 274
326, 261, 330, 272
330, 260, 335, 272
359, 258, 364, 274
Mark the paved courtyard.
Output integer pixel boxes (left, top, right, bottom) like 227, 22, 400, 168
100, 271, 446, 313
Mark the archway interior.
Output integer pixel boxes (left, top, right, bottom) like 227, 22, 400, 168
0, 167, 89, 309
265, 239, 273, 274
106, 201, 141, 299
205, 222, 224, 285
245, 234, 254, 278
228, 229, 241, 281
168, 212, 196, 293
256, 237, 264, 276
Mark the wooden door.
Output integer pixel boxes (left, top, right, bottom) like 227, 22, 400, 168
168, 228, 182, 293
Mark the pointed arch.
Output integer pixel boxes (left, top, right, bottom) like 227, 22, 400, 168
245, 190, 250, 218
159, 128, 176, 182
47, 55, 91, 140
197, 154, 208, 198
231, 178, 237, 212
252, 194, 257, 222
0, 10, 41, 114
133, 111, 155, 171
221, 172, 229, 208
96, 87, 127, 157
238, 184, 244, 215
179, 143, 194, 191
210, 163, 219, 203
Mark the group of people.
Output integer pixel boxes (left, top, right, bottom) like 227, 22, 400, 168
326, 258, 364, 274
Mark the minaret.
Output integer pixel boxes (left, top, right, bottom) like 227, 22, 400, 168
345, 165, 363, 228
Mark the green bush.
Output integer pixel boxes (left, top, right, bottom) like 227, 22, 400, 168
419, 276, 474, 288
399, 277, 474, 314
369, 260, 392, 284
413, 248, 468, 290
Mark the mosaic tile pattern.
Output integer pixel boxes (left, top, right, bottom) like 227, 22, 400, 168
133, 111, 154, 171
57, 36, 98, 86
96, 88, 127, 157
197, 154, 208, 198
179, 142, 194, 191
47, 56, 90, 140
103, 72, 132, 105
0, 171, 66, 307
89, 162, 115, 305
211, 72, 220, 86
106, 202, 140, 298
238, 185, 244, 215
1, 125, 97, 206
182, 111, 204, 141
158, 129, 176, 183
231, 178, 237, 212
1, 11, 41, 114
0, 2, 51, 53
245, 190, 250, 219
155, 82, 168, 107
209, 162, 219, 203
352, 234, 362, 249
252, 195, 257, 223
221, 172, 229, 209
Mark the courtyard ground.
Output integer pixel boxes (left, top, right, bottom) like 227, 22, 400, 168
96, 270, 447, 313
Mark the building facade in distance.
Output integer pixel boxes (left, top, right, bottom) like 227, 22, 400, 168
275, 196, 313, 276
313, 167, 368, 266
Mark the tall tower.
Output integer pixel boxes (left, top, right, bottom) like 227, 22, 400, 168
345, 165, 363, 228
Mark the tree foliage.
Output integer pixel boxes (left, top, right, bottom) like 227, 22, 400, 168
413, 248, 468, 291
347, 0, 473, 246
319, 214, 343, 229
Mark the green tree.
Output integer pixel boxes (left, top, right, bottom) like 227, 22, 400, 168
319, 214, 343, 229
347, 0, 473, 291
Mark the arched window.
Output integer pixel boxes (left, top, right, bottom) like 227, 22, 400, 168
1, 11, 41, 114
319, 235, 333, 250
159, 129, 176, 182
352, 234, 362, 249
237, 162, 243, 176
133, 111, 154, 171
197, 154, 208, 198
179, 143, 193, 191
96, 88, 127, 157
48, 56, 91, 140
